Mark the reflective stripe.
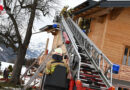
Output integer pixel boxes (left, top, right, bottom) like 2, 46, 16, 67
50, 66, 56, 73
45, 60, 68, 74
45, 68, 51, 74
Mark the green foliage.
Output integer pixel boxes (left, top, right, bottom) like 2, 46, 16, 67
0, 70, 2, 75
8, 65, 13, 72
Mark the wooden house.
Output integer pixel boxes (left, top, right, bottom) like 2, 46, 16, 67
72, 0, 130, 89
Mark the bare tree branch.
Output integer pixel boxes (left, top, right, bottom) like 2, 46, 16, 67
3, 0, 22, 45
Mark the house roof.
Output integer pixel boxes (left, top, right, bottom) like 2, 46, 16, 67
39, 25, 53, 32
39, 25, 59, 35
72, 0, 130, 19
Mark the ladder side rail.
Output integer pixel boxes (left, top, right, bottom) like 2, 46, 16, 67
67, 17, 113, 70
68, 17, 113, 65
66, 17, 113, 87
21, 60, 38, 79
24, 51, 52, 90
60, 27, 77, 77
61, 16, 81, 80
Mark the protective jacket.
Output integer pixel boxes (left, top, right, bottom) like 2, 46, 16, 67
45, 54, 69, 74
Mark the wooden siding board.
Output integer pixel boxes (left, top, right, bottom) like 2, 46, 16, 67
101, 8, 130, 64
88, 8, 130, 82
103, 41, 124, 64
52, 31, 66, 54
88, 18, 106, 50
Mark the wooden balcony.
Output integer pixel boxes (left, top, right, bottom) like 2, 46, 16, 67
113, 64, 130, 82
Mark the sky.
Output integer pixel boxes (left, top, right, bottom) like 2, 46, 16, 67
33, 0, 86, 30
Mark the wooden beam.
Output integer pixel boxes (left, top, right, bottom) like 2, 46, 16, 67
74, 7, 102, 18
45, 38, 49, 54
109, 7, 124, 20
73, 8, 111, 23
85, 8, 113, 19
96, 15, 106, 23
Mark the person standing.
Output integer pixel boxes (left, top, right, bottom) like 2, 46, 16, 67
3, 68, 9, 81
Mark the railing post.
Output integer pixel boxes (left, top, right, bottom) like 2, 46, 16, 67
75, 80, 82, 90
99, 55, 101, 68
69, 79, 75, 90
110, 65, 113, 84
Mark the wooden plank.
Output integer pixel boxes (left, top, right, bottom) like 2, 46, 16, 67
85, 8, 113, 19
74, 7, 103, 19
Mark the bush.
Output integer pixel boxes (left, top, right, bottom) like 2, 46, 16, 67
0, 70, 2, 75
8, 65, 13, 72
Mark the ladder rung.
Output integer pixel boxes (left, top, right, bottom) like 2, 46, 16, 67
80, 73, 100, 78
79, 53, 87, 57
80, 79, 93, 84
80, 67, 95, 71
82, 83, 107, 90
80, 72, 98, 76
80, 75, 98, 79
80, 78, 105, 87
80, 62, 94, 68
94, 82, 107, 87
81, 60, 91, 64
80, 69, 100, 75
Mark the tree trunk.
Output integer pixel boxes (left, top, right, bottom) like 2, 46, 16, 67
10, 0, 37, 84
10, 45, 27, 84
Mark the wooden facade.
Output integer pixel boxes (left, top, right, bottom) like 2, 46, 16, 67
88, 8, 130, 65
51, 30, 67, 54
72, 1, 130, 88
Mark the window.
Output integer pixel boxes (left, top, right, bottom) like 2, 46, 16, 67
118, 87, 129, 90
122, 47, 130, 66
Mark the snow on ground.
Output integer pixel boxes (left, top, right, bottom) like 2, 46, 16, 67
0, 61, 26, 74
0, 61, 41, 86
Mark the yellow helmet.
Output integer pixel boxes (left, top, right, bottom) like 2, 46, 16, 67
54, 48, 62, 55
64, 5, 69, 9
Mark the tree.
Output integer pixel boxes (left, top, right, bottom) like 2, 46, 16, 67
0, 0, 59, 84
0, 62, 1, 70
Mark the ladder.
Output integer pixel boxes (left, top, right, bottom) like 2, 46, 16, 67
60, 16, 113, 89
23, 51, 52, 90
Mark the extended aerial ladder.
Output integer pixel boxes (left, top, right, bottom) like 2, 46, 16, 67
23, 15, 115, 90
58, 16, 114, 90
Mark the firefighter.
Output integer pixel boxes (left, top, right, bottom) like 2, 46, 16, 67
44, 48, 69, 90
60, 6, 69, 18
67, 8, 74, 17
78, 17, 83, 29
78, 17, 91, 35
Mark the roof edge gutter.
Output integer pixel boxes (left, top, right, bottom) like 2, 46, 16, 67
73, 0, 107, 16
